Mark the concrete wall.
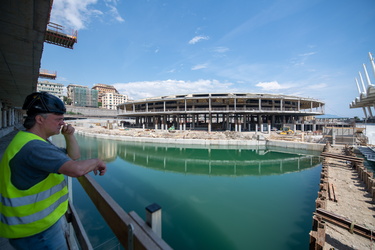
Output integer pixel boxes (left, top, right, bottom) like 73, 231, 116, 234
66, 105, 117, 117
266, 140, 325, 151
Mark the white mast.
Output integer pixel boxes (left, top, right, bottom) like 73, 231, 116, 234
363, 63, 373, 86
369, 52, 375, 80
359, 71, 367, 95
355, 78, 361, 93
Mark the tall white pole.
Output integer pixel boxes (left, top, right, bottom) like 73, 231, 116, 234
369, 52, 375, 80
359, 72, 367, 94
363, 63, 373, 86
355, 78, 362, 93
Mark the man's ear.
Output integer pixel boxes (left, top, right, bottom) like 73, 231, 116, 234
34, 114, 45, 124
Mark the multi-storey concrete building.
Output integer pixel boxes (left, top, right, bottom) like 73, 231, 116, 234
117, 93, 325, 132
37, 80, 65, 100
67, 84, 98, 108
102, 92, 127, 110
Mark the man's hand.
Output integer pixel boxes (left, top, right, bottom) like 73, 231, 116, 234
94, 159, 107, 176
61, 124, 75, 135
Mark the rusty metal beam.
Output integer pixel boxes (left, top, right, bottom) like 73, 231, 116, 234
320, 152, 364, 163
315, 208, 375, 240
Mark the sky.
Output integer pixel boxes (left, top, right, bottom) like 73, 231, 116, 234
40, 0, 375, 118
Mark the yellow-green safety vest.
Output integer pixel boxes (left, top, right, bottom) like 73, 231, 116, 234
0, 131, 68, 238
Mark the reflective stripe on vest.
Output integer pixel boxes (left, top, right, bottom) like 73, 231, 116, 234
0, 131, 69, 238
1, 193, 68, 226
0, 180, 66, 207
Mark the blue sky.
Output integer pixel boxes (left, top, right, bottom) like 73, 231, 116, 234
40, 0, 375, 118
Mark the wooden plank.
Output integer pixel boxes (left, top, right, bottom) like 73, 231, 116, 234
328, 183, 334, 201
330, 184, 337, 202
78, 174, 170, 249
66, 203, 93, 250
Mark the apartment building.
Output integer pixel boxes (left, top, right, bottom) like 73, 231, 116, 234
37, 80, 65, 100
92, 83, 127, 110
102, 92, 127, 110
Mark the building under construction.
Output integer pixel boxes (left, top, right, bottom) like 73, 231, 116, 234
117, 93, 325, 132
67, 84, 99, 108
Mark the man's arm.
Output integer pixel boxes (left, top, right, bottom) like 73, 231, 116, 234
61, 124, 81, 160
58, 158, 107, 177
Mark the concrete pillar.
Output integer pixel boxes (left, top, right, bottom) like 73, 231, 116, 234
208, 113, 212, 132
226, 114, 230, 130
3, 109, 7, 128
10, 108, 14, 126
0, 103, 2, 129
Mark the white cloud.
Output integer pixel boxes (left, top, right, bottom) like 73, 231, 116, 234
213, 47, 229, 53
188, 35, 209, 44
50, 0, 124, 30
299, 52, 316, 57
256, 81, 288, 91
105, 0, 125, 22
308, 83, 327, 89
113, 79, 234, 100
191, 64, 208, 70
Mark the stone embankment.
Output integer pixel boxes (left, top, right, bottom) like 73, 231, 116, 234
70, 119, 325, 150
310, 143, 375, 250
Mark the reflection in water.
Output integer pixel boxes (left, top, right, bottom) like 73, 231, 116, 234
117, 144, 321, 176
52, 133, 322, 250
55, 134, 321, 177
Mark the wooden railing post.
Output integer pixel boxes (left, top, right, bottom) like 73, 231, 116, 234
146, 203, 162, 237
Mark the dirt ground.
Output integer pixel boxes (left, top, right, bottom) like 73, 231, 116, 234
323, 146, 375, 250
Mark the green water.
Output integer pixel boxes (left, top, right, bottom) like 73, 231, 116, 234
53, 134, 322, 250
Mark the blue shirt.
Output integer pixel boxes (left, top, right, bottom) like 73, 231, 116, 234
9, 138, 71, 190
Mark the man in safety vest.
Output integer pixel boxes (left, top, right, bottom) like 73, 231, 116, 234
0, 92, 107, 249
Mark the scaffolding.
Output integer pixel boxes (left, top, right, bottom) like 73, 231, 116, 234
45, 22, 78, 49
39, 69, 57, 79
